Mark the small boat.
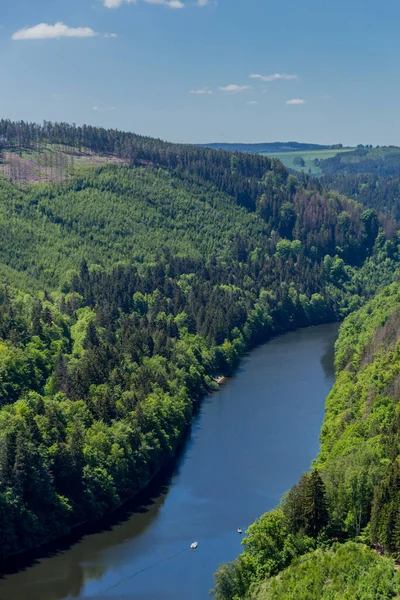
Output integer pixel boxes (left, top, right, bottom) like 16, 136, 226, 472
190, 541, 198, 550
237, 528, 243, 535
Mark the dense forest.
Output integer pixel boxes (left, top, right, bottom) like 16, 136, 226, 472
213, 282, 400, 600
321, 173, 400, 221
0, 120, 399, 572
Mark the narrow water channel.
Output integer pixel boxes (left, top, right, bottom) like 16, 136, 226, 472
0, 323, 338, 600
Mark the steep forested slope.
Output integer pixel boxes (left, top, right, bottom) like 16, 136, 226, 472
318, 282, 400, 550
0, 120, 399, 566
214, 282, 400, 600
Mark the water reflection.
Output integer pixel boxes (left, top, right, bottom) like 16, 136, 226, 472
320, 323, 339, 380
0, 473, 172, 600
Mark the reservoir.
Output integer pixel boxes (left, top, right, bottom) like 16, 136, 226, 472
0, 323, 338, 600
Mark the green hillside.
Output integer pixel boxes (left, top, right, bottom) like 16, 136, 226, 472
0, 165, 267, 289
253, 543, 400, 600
320, 147, 400, 221
320, 146, 400, 176
0, 119, 399, 566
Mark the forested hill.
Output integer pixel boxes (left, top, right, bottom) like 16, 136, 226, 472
213, 284, 400, 600
319, 147, 400, 221
320, 146, 400, 177
0, 118, 276, 199
0, 119, 399, 565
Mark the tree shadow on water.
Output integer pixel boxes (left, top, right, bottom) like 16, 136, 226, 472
0, 428, 195, 600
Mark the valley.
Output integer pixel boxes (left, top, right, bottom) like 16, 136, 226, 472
0, 120, 400, 599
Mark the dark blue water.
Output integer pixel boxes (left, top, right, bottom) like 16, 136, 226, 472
0, 323, 338, 600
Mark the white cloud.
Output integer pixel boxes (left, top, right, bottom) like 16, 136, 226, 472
104, 32, 118, 38
246, 100, 258, 105
197, 0, 209, 5
12, 22, 97, 40
189, 88, 213, 94
286, 98, 306, 105
93, 106, 116, 111
104, 0, 125, 6
104, 0, 184, 8
219, 84, 252, 93
250, 73, 298, 82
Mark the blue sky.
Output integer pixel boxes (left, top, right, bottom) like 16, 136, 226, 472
1, 0, 400, 145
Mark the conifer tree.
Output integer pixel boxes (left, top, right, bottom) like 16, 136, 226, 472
303, 469, 329, 538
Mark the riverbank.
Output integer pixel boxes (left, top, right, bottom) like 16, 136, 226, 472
0, 324, 338, 600
214, 283, 400, 600
0, 311, 338, 571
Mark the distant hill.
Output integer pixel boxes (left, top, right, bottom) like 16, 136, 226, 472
320, 146, 400, 176
198, 142, 343, 154
320, 146, 400, 220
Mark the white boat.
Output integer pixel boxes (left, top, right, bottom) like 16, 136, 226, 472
237, 528, 243, 534
190, 541, 198, 550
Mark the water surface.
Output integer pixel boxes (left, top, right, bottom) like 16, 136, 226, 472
0, 323, 338, 600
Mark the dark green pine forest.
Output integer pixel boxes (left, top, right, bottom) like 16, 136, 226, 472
1, 120, 400, 594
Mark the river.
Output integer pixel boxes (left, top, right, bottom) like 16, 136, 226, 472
0, 323, 338, 600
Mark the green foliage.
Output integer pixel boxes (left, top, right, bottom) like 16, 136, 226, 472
283, 470, 329, 538
256, 543, 400, 600
293, 156, 305, 168
213, 510, 314, 600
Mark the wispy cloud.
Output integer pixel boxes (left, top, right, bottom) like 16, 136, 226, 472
196, 0, 209, 5
286, 98, 306, 105
189, 88, 213, 95
93, 105, 116, 111
219, 84, 252, 93
104, 32, 118, 38
250, 73, 298, 82
12, 22, 97, 40
104, 0, 184, 8
246, 100, 258, 105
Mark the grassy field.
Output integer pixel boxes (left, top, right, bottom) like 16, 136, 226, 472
260, 148, 355, 174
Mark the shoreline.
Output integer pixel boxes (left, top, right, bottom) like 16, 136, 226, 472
0, 319, 339, 576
